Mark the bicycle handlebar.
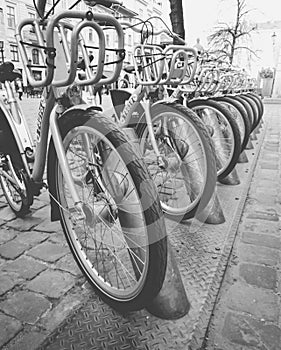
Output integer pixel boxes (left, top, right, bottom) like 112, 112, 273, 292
120, 21, 186, 45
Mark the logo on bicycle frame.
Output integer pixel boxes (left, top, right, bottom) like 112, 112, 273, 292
120, 93, 138, 123
36, 97, 46, 143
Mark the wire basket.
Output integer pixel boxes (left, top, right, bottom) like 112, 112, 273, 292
15, 10, 125, 89
133, 44, 197, 86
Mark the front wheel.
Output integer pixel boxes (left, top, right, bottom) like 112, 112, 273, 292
51, 110, 167, 311
136, 102, 217, 222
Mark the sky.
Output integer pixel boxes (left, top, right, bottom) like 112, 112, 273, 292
182, 0, 281, 46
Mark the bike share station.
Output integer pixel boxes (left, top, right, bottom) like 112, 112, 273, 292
0, 1, 265, 348
41, 122, 265, 349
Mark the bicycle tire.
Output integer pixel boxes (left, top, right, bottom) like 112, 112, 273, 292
49, 109, 167, 312
0, 109, 31, 216
238, 94, 259, 131
214, 95, 251, 151
248, 92, 264, 117
187, 98, 241, 180
230, 95, 255, 132
135, 102, 217, 221
245, 93, 263, 125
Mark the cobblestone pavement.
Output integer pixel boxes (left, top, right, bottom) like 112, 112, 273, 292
0, 95, 112, 350
204, 102, 281, 350
0, 96, 280, 350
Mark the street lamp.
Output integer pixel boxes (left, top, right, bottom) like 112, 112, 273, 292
0, 41, 4, 63
272, 32, 277, 46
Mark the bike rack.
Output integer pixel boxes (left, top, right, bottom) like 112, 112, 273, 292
198, 189, 225, 225
238, 150, 249, 163
219, 167, 240, 186
123, 127, 191, 320
146, 239, 191, 319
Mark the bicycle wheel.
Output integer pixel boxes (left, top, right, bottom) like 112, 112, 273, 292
0, 110, 31, 216
231, 95, 254, 131
245, 93, 263, 125
50, 110, 167, 311
248, 92, 264, 117
188, 98, 241, 180
215, 95, 251, 151
136, 102, 217, 222
239, 94, 259, 130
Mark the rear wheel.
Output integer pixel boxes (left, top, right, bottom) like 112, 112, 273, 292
52, 110, 167, 311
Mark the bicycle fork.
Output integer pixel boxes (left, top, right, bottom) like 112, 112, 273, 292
141, 99, 182, 169
49, 107, 86, 222
141, 99, 168, 168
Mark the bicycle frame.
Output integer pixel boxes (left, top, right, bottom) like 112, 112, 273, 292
112, 84, 165, 159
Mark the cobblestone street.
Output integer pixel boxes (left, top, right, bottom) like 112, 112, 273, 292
0, 97, 280, 349
0, 96, 93, 350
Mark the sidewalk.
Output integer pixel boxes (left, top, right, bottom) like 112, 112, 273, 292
204, 102, 281, 349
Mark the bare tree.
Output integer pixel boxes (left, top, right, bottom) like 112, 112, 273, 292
208, 0, 257, 64
169, 0, 185, 42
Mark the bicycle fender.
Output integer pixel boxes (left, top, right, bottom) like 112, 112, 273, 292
110, 89, 131, 119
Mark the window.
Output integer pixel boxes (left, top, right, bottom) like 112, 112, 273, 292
0, 41, 4, 63
0, 8, 4, 24
32, 49, 39, 64
89, 29, 93, 41
106, 34, 110, 46
127, 52, 133, 64
28, 12, 35, 33
7, 6, 15, 28
10, 44, 19, 61
61, 0, 67, 9
128, 34, 132, 46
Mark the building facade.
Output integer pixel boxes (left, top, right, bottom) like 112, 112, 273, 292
0, 0, 169, 87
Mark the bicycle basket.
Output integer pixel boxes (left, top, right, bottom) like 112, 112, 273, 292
16, 10, 125, 89
133, 44, 197, 86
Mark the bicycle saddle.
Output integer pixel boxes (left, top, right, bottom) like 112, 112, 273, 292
83, 0, 119, 8
123, 65, 135, 74
0, 62, 22, 83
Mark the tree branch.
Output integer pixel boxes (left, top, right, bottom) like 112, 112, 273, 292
234, 46, 259, 57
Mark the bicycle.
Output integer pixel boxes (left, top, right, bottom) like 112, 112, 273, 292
163, 54, 243, 180
107, 20, 217, 222
0, 0, 168, 312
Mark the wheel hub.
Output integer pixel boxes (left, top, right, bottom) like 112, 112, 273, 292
82, 197, 118, 228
